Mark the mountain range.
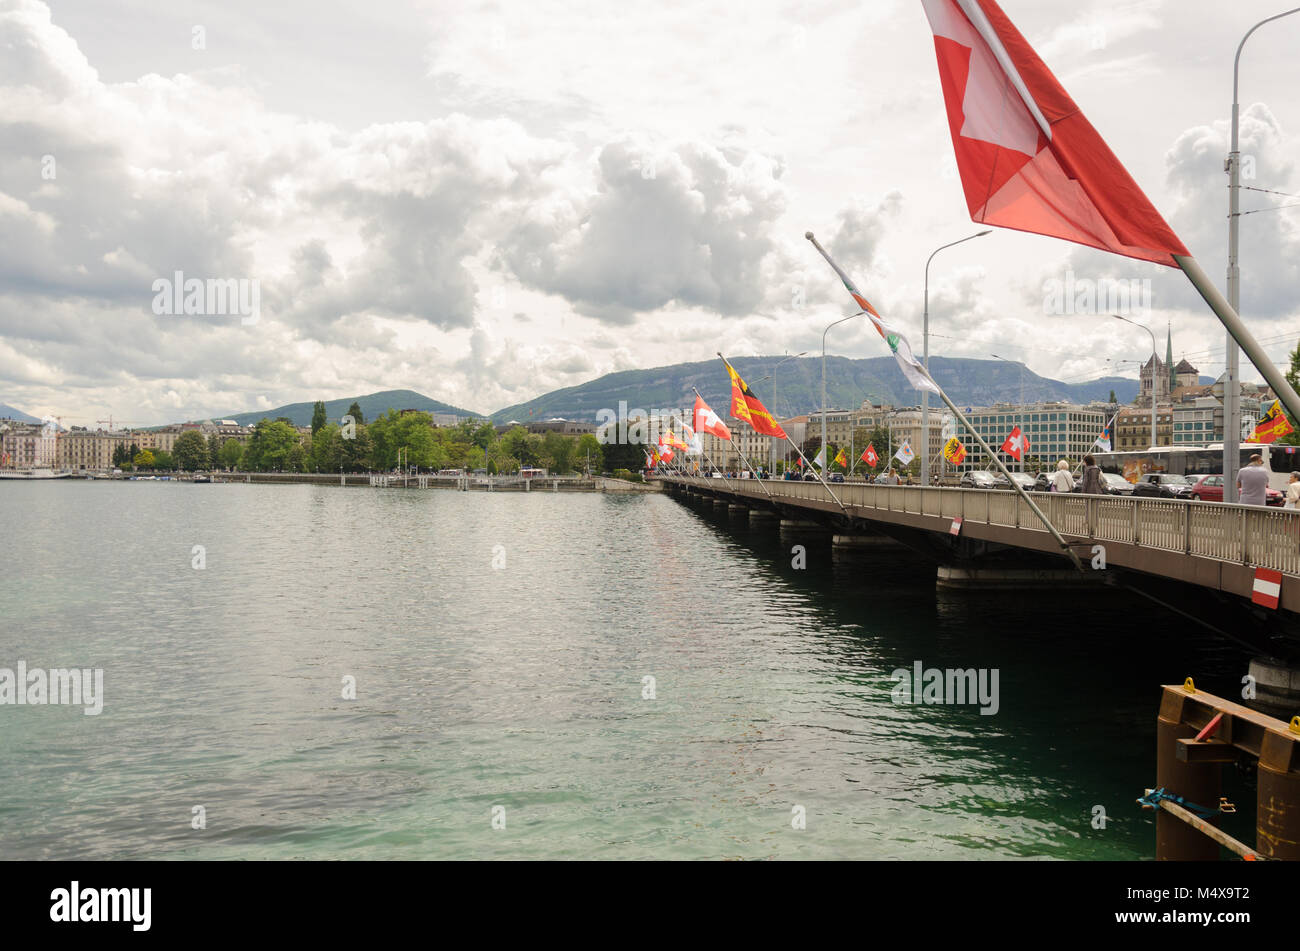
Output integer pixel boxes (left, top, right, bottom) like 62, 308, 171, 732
5, 357, 1215, 431
488, 355, 1198, 424
220, 390, 483, 427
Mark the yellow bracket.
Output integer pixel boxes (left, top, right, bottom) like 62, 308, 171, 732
1290, 716, 1300, 736
1184, 677, 1196, 694
1219, 798, 1236, 815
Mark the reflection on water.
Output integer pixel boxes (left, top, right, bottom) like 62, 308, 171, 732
0, 481, 1255, 859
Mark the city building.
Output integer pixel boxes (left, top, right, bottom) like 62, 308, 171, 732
954, 402, 1110, 472
1115, 405, 1173, 450
0, 421, 57, 469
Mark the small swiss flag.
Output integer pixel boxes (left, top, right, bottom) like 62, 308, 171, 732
1001, 426, 1029, 461
950, 516, 963, 536
862, 444, 879, 468
1252, 567, 1282, 611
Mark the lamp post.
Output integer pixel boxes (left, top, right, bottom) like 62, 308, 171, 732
1111, 314, 1158, 450
990, 353, 1027, 471
1225, 8, 1300, 501
922, 231, 991, 485
765, 351, 807, 474
822, 315, 867, 472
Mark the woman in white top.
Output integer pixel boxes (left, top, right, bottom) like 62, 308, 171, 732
1286, 472, 1300, 510
1051, 459, 1074, 493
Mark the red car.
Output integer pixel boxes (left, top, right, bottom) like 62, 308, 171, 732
1189, 474, 1284, 506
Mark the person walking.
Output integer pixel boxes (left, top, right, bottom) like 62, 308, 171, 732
1237, 454, 1269, 506
1285, 472, 1300, 510
1080, 454, 1103, 495
1050, 459, 1073, 493
886, 467, 900, 486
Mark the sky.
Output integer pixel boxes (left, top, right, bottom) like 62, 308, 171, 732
2, 0, 1299, 426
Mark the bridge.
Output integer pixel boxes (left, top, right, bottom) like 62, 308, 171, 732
660, 475, 1300, 637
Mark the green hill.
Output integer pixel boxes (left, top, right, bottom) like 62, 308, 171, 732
224, 389, 483, 427
489, 356, 1145, 424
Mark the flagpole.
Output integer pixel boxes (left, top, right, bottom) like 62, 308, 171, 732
674, 411, 753, 499
1175, 254, 1300, 429
682, 398, 775, 500
701, 377, 845, 512
806, 231, 1081, 570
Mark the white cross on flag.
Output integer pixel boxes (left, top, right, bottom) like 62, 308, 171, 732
894, 440, 914, 467
1001, 426, 1029, 461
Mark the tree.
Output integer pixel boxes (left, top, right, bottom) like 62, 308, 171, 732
575, 433, 602, 473
133, 449, 156, 469
346, 401, 364, 425
243, 419, 303, 471
1108, 389, 1117, 404
153, 450, 174, 470
208, 434, 222, 469
112, 444, 129, 467
173, 431, 209, 471
218, 439, 243, 470
311, 401, 327, 436
541, 431, 575, 473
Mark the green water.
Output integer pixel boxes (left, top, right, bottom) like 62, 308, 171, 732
0, 481, 1256, 859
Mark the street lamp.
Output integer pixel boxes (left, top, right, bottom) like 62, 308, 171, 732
762, 351, 806, 473
1111, 314, 1158, 450
922, 231, 992, 484
822, 316, 867, 472
990, 353, 1027, 471
1224, 7, 1300, 501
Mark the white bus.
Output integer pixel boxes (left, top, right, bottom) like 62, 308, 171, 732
1093, 443, 1300, 491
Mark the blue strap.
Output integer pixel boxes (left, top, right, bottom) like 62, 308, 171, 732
1137, 787, 1222, 819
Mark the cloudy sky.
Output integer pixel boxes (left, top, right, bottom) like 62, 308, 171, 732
3, 0, 1299, 425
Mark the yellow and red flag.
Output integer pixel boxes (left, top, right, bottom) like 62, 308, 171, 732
1248, 400, 1294, 444
943, 436, 967, 466
833, 448, 848, 469
719, 355, 788, 439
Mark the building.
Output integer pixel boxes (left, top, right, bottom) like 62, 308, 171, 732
882, 407, 952, 473
57, 428, 138, 471
954, 402, 1111, 471
1115, 405, 1173, 450
0, 421, 58, 469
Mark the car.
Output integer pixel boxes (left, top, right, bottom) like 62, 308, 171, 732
803, 472, 818, 481
958, 470, 999, 489
1032, 471, 1082, 493
829, 473, 846, 483
993, 471, 1036, 492
1189, 474, 1284, 506
1131, 473, 1195, 499
1099, 473, 1135, 496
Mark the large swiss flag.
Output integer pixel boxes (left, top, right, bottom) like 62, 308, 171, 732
921, 0, 1188, 267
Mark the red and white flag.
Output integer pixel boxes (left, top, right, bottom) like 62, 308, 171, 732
1252, 568, 1282, 611
693, 395, 732, 441
1001, 426, 1029, 461
920, 0, 1188, 266
862, 444, 879, 468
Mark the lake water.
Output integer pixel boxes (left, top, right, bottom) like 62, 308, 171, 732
0, 481, 1256, 859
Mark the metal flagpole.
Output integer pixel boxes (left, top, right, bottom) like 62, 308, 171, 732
1176, 255, 1300, 436
674, 412, 754, 498
806, 232, 1081, 570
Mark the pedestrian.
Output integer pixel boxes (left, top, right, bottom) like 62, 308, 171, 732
1050, 458, 1073, 493
1080, 454, 1103, 495
1237, 454, 1269, 506
1286, 472, 1300, 510
886, 467, 900, 486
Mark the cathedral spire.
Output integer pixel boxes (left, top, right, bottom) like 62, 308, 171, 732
1165, 321, 1174, 394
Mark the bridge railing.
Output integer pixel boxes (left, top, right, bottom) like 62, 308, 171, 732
668, 477, 1300, 575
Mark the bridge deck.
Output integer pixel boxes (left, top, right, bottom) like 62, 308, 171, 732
663, 476, 1300, 612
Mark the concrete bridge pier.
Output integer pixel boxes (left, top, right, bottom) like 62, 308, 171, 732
935, 565, 1101, 590
712, 499, 730, 513
748, 509, 779, 529
1247, 657, 1300, 722
832, 533, 903, 552
779, 519, 830, 541
728, 503, 749, 518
